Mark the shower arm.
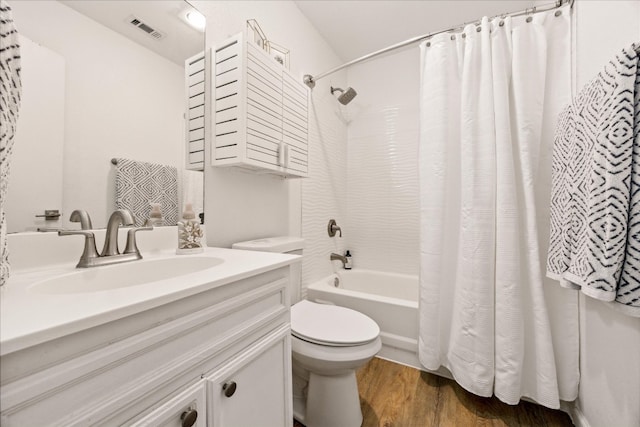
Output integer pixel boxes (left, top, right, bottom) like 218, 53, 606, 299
302, 0, 573, 89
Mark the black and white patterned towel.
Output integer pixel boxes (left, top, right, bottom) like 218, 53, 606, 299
1, 0, 22, 286
115, 158, 178, 226
547, 43, 640, 317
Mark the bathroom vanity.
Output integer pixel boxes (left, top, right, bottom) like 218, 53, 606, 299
0, 230, 298, 426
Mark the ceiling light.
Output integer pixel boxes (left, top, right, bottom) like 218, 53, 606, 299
185, 10, 206, 31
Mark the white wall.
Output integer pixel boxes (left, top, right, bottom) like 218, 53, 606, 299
193, 1, 347, 259
9, 1, 185, 229
574, 2, 640, 426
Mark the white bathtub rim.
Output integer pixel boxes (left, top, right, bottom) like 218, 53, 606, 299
337, 268, 418, 282
308, 271, 418, 309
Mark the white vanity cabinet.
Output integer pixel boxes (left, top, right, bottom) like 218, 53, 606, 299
130, 381, 207, 427
207, 327, 289, 426
211, 32, 309, 178
0, 266, 293, 427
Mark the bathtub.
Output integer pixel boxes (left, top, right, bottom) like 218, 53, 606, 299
306, 269, 420, 369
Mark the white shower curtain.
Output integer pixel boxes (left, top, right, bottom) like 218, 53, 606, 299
418, 5, 578, 409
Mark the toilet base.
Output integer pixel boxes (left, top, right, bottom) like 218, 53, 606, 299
305, 371, 362, 427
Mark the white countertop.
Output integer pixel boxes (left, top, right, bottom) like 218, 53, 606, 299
0, 247, 299, 356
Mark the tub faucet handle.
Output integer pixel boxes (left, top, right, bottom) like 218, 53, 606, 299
328, 219, 342, 237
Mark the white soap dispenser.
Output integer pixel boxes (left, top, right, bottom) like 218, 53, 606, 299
176, 203, 204, 254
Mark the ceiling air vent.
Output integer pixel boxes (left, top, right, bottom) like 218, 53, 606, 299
127, 15, 165, 40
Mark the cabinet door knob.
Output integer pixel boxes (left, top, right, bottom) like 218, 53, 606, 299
180, 408, 198, 427
222, 381, 237, 397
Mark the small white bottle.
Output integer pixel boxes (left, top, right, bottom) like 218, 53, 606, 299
176, 203, 204, 254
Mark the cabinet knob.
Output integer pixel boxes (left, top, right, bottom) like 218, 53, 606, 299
222, 381, 237, 397
180, 408, 198, 427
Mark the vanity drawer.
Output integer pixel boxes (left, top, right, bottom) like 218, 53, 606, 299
0, 269, 290, 426
130, 381, 207, 427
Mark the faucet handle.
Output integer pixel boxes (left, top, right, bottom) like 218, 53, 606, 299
328, 219, 342, 237
123, 225, 153, 256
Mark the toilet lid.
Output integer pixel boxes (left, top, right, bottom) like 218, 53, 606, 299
291, 300, 380, 347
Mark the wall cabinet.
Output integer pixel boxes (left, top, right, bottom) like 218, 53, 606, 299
185, 51, 206, 171
0, 267, 292, 426
211, 32, 309, 178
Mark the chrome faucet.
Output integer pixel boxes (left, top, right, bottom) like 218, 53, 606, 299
59, 209, 153, 268
69, 209, 93, 230
330, 252, 347, 268
102, 209, 135, 256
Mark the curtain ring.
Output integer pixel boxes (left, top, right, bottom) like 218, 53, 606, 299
555, 10, 562, 17
476, 26, 481, 32
426, 41, 431, 47
499, 20, 504, 27
525, 6, 536, 22
462, 33, 466, 38
450, 34, 455, 41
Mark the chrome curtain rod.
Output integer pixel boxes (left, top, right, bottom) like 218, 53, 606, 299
303, 0, 574, 88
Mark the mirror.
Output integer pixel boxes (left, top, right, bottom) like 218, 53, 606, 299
6, 0, 205, 232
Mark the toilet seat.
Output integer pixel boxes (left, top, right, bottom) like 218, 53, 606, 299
291, 300, 380, 347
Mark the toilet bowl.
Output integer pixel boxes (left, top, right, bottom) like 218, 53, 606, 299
231, 237, 381, 427
291, 300, 381, 427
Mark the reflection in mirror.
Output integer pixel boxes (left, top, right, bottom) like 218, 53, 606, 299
6, 0, 205, 232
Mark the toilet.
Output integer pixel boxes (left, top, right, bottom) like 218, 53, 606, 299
232, 237, 381, 427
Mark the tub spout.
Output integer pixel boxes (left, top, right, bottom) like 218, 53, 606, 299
330, 252, 347, 268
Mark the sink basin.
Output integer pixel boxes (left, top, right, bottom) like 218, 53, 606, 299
29, 256, 224, 294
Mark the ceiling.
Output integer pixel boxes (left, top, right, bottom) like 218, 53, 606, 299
59, 1, 540, 68
60, 0, 204, 65
294, 0, 536, 62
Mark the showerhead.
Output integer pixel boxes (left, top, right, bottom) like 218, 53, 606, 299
331, 86, 357, 105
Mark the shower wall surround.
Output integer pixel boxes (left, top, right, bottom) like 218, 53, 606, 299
346, 49, 420, 275
300, 50, 419, 287
300, 85, 348, 296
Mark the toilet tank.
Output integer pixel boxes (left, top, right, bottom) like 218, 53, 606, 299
232, 236, 304, 304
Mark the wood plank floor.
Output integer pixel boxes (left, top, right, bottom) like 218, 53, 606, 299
295, 357, 574, 427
